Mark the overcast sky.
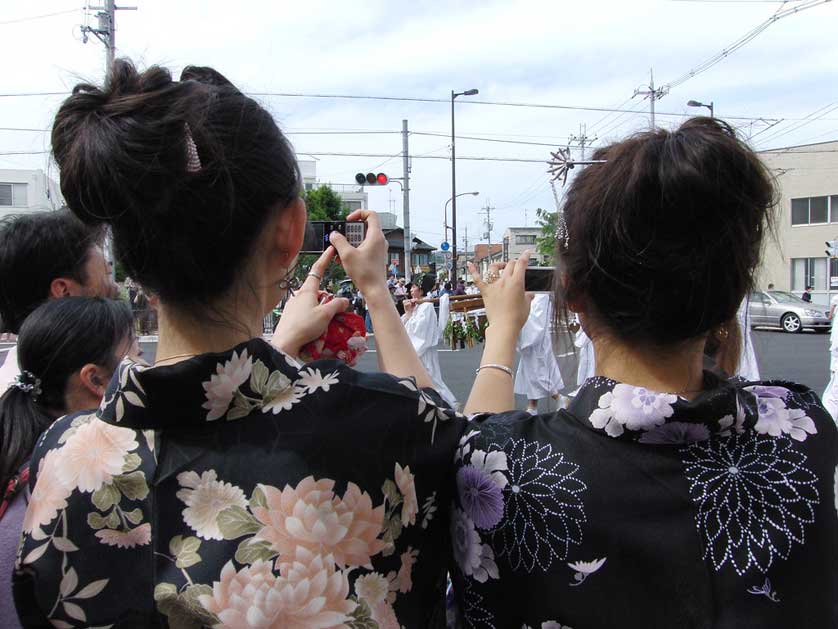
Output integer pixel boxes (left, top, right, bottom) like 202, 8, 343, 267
2, 0, 837, 250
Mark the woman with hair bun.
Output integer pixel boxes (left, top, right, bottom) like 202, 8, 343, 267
452, 118, 838, 627
0, 297, 132, 629
15, 60, 463, 627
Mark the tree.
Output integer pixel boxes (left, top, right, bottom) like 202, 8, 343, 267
535, 208, 558, 261
304, 185, 348, 221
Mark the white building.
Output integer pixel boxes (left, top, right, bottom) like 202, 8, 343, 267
297, 159, 368, 212
502, 227, 549, 265
757, 140, 838, 307
0, 169, 62, 218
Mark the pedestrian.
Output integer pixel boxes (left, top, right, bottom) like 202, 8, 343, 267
455, 118, 838, 627
454, 279, 466, 296
736, 296, 760, 380
402, 274, 457, 408
394, 277, 408, 315
0, 297, 133, 629
0, 209, 119, 393
514, 293, 566, 414
802, 285, 813, 302
15, 59, 463, 627
443, 281, 453, 296
822, 292, 838, 420
768, 282, 775, 290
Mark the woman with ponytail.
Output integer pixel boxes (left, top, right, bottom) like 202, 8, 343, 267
0, 297, 132, 628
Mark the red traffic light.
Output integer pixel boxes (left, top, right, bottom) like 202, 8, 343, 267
356, 172, 389, 186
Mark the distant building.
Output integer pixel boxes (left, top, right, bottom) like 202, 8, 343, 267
502, 227, 547, 265
473, 243, 503, 277
298, 158, 368, 213
383, 228, 436, 278
0, 169, 62, 218
757, 140, 838, 306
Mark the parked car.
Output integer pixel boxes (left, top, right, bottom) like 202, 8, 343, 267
748, 290, 831, 333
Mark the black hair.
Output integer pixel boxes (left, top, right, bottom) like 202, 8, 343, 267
0, 297, 133, 489
418, 274, 435, 297
556, 117, 776, 347
51, 59, 301, 312
0, 209, 104, 334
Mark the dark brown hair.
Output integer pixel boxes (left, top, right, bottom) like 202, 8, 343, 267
51, 59, 300, 310
556, 117, 775, 347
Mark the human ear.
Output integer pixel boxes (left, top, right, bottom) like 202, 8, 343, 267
49, 277, 81, 298
275, 197, 307, 264
78, 363, 107, 399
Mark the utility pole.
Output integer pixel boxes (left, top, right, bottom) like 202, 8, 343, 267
633, 68, 668, 129
480, 202, 495, 247
402, 119, 412, 282
82, 1, 137, 76
569, 123, 596, 160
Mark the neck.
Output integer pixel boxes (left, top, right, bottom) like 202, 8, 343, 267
593, 333, 707, 399
155, 298, 265, 364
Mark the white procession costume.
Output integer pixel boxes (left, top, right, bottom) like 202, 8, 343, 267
736, 298, 760, 381
402, 299, 457, 408
514, 294, 564, 400
821, 295, 838, 422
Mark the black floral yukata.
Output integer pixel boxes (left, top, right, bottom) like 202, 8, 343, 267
13, 338, 464, 628
450, 372, 838, 628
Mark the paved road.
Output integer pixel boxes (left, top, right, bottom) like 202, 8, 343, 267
125, 327, 833, 412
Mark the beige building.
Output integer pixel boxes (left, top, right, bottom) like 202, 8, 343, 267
0, 169, 62, 218
757, 140, 838, 307
502, 227, 550, 266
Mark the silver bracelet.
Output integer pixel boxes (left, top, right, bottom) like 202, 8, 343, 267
475, 363, 514, 377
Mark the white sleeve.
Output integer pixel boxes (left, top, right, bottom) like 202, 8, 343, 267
518, 294, 548, 350
404, 303, 438, 356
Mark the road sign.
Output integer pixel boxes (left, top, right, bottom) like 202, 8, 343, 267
445, 260, 453, 271
440, 241, 450, 251
443, 251, 452, 259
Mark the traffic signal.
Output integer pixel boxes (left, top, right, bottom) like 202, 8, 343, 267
355, 172, 389, 186
826, 240, 838, 258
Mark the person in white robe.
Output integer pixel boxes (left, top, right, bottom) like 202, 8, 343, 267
822, 294, 838, 422
402, 275, 458, 408
514, 293, 566, 414
735, 298, 760, 381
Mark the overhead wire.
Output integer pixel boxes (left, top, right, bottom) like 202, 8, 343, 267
0, 8, 82, 26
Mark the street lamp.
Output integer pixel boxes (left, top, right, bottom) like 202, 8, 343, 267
444, 191, 479, 239
451, 88, 479, 273
687, 99, 714, 118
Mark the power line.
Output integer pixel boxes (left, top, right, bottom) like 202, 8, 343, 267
663, 0, 832, 91
0, 8, 81, 26
756, 102, 838, 146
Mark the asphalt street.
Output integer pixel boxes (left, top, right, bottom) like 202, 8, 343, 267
121, 327, 835, 412
3, 327, 828, 412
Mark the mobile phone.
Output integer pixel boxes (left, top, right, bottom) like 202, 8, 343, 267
301, 221, 366, 254
524, 267, 554, 292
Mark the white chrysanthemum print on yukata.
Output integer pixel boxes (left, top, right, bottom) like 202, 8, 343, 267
22, 448, 72, 534
746, 385, 817, 442
394, 463, 418, 526
57, 419, 139, 493
681, 431, 819, 576
567, 557, 606, 586
198, 550, 356, 628
589, 384, 677, 437
490, 438, 586, 572
176, 470, 248, 540
451, 507, 499, 583
201, 349, 253, 421
295, 367, 340, 394
354, 572, 389, 605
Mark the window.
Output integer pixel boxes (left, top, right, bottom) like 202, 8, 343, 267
0, 183, 26, 207
343, 200, 363, 212
791, 257, 826, 290
515, 234, 537, 245
412, 253, 429, 266
791, 195, 837, 225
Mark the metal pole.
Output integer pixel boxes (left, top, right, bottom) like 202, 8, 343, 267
105, 0, 115, 73
710, 101, 715, 118
451, 91, 458, 278
402, 119, 412, 282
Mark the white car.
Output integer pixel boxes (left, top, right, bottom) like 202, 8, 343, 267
748, 291, 831, 333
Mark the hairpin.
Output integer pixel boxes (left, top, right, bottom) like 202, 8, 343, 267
12, 370, 42, 400
547, 147, 607, 186
184, 123, 202, 173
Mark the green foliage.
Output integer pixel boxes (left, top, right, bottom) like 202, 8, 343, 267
535, 207, 558, 261
304, 185, 348, 221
